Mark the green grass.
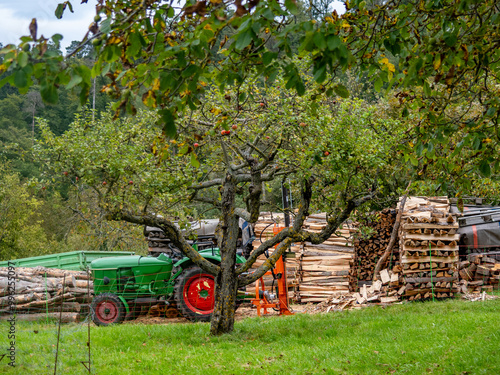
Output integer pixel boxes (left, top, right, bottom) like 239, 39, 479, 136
1, 298, 499, 374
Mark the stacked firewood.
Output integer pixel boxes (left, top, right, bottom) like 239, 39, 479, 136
399, 197, 460, 300
146, 228, 172, 256
247, 213, 355, 303
350, 209, 399, 290
458, 252, 500, 293
294, 214, 355, 303
0, 267, 92, 322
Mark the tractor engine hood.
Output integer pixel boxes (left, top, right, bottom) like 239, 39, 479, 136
90, 254, 172, 270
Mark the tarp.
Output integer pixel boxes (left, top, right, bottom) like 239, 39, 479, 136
453, 205, 500, 249
459, 221, 500, 248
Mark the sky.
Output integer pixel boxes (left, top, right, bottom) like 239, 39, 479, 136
0, 0, 346, 54
0, 0, 97, 53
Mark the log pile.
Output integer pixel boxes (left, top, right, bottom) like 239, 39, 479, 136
458, 252, 500, 293
0, 267, 92, 320
247, 212, 355, 303
399, 197, 460, 300
146, 228, 172, 256
301, 267, 404, 313
294, 214, 355, 303
350, 209, 399, 290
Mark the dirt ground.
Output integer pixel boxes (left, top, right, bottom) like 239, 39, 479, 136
125, 302, 312, 325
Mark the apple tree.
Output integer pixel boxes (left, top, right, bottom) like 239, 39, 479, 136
37, 70, 406, 334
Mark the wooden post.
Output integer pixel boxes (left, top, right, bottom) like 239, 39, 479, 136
373, 184, 411, 282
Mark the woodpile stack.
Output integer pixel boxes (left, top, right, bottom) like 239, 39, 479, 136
294, 214, 355, 303
0, 267, 92, 321
247, 212, 355, 303
458, 252, 500, 293
146, 228, 172, 256
399, 196, 460, 300
350, 209, 399, 290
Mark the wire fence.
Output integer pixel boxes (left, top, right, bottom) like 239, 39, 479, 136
0, 262, 224, 373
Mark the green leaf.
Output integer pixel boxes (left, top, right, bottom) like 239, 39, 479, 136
262, 8, 275, 20
333, 84, 349, 98
313, 32, 327, 50
416, 142, 424, 156
313, 64, 326, 83
479, 161, 491, 177
76, 65, 91, 81
51, 33, 63, 46
18, 51, 28, 67
160, 72, 174, 91
235, 29, 254, 50
14, 69, 27, 87
284, 0, 298, 15
127, 32, 143, 58
55, 3, 66, 19
262, 51, 277, 65
486, 107, 496, 117
444, 33, 457, 47
181, 64, 198, 78
295, 79, 306, 96
409, 155, 418, 167
100, 18, 112, 34
374, 76, 383, 92
326, 35, 341, 51
66, 75, 83, 90
472, 136, 482, 150
79, 83, 90, 105
190, 153, 200, 168
179, 144, 190, 156
40, 83, 58, 104
337, 44, 348, 59
423, 81, 431, 96
159, 109, 176, 138
285, 74, 297, 90
266, 69, 279, 85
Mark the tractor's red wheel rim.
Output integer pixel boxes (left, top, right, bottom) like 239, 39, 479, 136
95, 300, 119, 323
183, 274, 215, 314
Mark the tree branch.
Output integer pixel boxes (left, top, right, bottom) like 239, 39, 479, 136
106, 211, 220, 275
237, 190, 375, 285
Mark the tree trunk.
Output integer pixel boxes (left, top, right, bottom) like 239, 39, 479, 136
210, 174, 240, 335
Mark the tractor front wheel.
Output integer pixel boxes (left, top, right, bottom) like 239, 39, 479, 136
174, 266, 216, 322
91, 293, 126, 326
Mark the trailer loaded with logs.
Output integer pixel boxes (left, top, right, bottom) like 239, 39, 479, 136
0, 266, 92, 322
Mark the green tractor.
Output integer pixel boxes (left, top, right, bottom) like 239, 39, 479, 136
90, 248, 247, 326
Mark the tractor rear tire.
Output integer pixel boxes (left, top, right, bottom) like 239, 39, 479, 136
91, 293, 126, 326
174, 266, 216, 322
